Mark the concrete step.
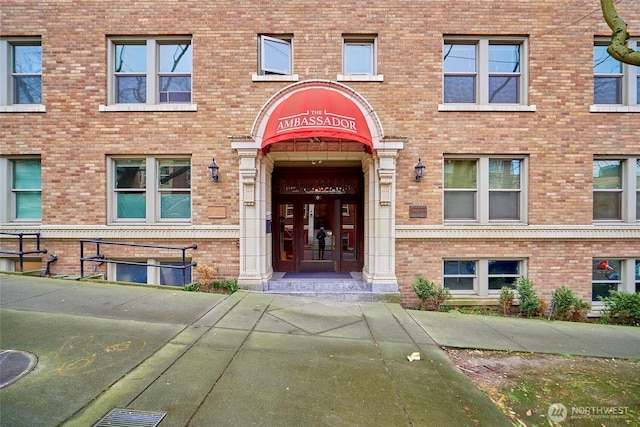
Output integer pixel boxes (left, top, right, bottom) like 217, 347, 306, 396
266, 273, 395, 302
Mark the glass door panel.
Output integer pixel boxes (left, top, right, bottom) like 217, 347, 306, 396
277, 203, 295, 263
341, 203, 357, 260
340, 202, 359, 271
302, 202, 334, 263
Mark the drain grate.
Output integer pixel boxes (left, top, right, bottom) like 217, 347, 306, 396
93, 408, 167, 427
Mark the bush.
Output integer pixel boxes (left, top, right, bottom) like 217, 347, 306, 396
550, 286, 590, 321
212, 278, 238, 294
192, 265, 237, 294
184, 282, 200, 292
499, 286, 515, 315
515, 276, 542, 317
412, 276, 451, 311
599, 291, 640, 326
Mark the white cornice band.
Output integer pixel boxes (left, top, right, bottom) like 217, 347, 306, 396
0, 225, 240, 240
2, 225, 639, 241
396, 225, 640, 240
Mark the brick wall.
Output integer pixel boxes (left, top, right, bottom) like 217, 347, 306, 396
2, 0, 639, 298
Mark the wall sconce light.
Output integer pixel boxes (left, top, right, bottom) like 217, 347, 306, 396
208, 158, 219, 182
414, 158, 425, 182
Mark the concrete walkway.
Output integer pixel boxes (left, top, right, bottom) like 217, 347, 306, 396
1, 274, 638, 426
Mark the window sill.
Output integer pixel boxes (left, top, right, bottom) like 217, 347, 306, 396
0, 105, 46, 113
438, 104, 536, 112
337, 74, 384, 82
99, 104, 197, 112
590, 105, 640, 113
252, 74, 299, 82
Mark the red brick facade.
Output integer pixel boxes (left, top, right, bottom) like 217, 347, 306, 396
2, 1, 639, 307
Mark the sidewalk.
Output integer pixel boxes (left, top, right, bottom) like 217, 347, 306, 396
1, 274, 638, 426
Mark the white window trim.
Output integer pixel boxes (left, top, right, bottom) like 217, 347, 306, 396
439, 36, 535, 112
337, 35, 384, 82
257, 35, 293, 75
444, 259, 527, 298
101, 36, 196, 112
0, 156, 42, 224
591, 39, 639, 113
107, 156, 192, 225
0, 37, 46, 113
444, 155, 528, 225
593, 156, 639, 224
591, 258, 639, 309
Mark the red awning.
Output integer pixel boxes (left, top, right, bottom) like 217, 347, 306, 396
261, 88, 373, 153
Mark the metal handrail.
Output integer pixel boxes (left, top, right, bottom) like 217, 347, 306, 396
0, 232, 48, 272
80, 239, 197, 286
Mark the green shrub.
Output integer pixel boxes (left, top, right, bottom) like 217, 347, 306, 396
550, 286, 590, 321
499, 286, 515, 315
212, 278, 238, 294
412, 276, 451, 311
515, 277, 542, 317
599, 291, 640, 326
184, 282, 200, 292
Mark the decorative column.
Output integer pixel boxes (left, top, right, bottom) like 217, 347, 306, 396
233, 141, 266, 290
364, 139, 403, 293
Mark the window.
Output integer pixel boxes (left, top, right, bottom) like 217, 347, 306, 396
592, 258, 639, 304
441, 37, 532, 111
444, 156, 527, 224
0, 37, 44, 112
102, 37, 194, 111
259, 35, 292, 75
1, 157, 41, 223
112, 259, 192, 286
593, 157, 639, 223
444, 259, 525, 296
338, 35, 383, 82
592, 40, 639, 110
109, 157, 191, 224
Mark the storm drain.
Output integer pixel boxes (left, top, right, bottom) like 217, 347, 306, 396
0, 349, 38, 389
93, 408, 167, 427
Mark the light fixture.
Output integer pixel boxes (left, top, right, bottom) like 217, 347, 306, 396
414, 158, 425, 182
208, 158, 219, 182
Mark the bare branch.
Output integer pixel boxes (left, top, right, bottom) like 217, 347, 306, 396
600, 0, 640, 66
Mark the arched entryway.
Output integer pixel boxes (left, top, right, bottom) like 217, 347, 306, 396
231, 80, 402, 297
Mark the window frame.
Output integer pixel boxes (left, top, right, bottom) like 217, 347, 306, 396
443, 259, 527, 297
0, 37, 45, 113
440, 36, 534, 112
259, 34, 293, 75
443, 155, 528, 225
593, 156, 639, 224
108, 258, 193, 286
0, 156, 42, 224
101, 36, 196, 112
591, 38, 639, 112
591, 258, 639, 308
108, 155, 192, 225
338, 34, 384, 82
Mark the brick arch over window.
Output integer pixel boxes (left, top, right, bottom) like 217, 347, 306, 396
251, 80, 384, 154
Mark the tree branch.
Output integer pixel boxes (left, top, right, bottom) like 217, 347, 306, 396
600, 0, 640, 66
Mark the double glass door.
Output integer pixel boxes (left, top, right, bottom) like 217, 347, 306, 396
274, 197, 361, 273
